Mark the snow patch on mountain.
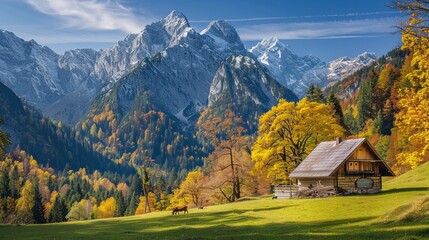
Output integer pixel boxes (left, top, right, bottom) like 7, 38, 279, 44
250, 37, 328, 98
250, 37, 377, 98
327, 52, 377, 81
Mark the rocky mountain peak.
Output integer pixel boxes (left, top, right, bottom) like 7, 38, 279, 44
327, 52, 377, 81
250, 37, 292, 54
201, 20, 245, 55
164, 10, 190, 38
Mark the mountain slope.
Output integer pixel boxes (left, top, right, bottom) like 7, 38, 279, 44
0, 80, 130, 173
249, 37, 378, 98
327, 52, 377, 82
249, 37, 328, 98
206, 55, 298, 132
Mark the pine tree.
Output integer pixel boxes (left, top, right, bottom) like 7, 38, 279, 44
374, 110, 383, 134
327, 90, 347, 132
49, 196, 67, 222
9, 165, 20, 199
306, 84, 315, 101
0, 117, 11, 155
0, 167, 10, 199
313, 86, 326, 103
125, 193, 138, 216
32, 177, 46, 224
356, 71, 377, 130
114, 191, 125, 217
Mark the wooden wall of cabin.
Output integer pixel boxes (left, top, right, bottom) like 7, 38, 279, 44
349, 143, 379, 160
337, 176, 381, 194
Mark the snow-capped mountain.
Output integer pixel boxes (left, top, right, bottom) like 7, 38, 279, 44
89, 14, 248, 125
327, 52, 377, 82
0, 12, 376, 127
249, 37, 377, 98
209, 55, 297, 108
207, 55, 297, 131
0, 30, 62, 110
0, 11, 246, 125
249, 37, 328, 98
93, 11, 191, 84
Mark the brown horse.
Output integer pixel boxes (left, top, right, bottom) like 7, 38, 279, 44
172, 206, 188, 215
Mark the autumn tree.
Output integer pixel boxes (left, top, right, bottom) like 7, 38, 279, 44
394, 3, 429, 170
16, 180, 34, 223
197, 108, 247, 202
252, 98, 345, 184
66, 199, 93, 221
207, 146, 257, 203
96, 197, 116, 219
172, 170, 206, 207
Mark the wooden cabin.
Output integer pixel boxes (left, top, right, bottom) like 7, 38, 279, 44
289, 138, 395, 194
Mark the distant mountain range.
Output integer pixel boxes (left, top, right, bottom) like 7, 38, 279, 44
249, 37, 377, 97
0, 11, 379, 177
0, 11, 376, 126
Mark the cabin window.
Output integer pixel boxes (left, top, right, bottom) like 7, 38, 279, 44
347, 161, 373, 173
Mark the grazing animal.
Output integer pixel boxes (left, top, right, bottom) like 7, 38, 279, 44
272, 196, 278, 199
172, 206, 188, 215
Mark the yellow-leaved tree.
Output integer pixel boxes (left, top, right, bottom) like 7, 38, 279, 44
171, 170, 206, 208
394, 11, 429, 171
95, 197, 116, 219
252, 98, 345, 184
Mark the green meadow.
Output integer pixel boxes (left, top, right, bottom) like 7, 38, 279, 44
1, 162, 428, 240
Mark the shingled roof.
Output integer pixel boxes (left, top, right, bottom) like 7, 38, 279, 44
289, 138, 394, 178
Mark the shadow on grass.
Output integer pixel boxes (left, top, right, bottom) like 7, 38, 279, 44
2, 201, 428, 240
37, 215, 429, 240
378, 187, 429, 195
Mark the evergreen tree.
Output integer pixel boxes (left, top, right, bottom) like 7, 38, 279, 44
305, 84, 315, 101
130, 175, 143, 196
32, 177, 46, 224
0, 167, 10, 199
327, 90, 347, 132
9, 165, 20, 199
125, 193, 138, 216
49, 196, 67, 222
374, 110, 383, 134
114, 191, 125, 217
0, 117, 11, 155
356, 71, 377, 130
313, 86, 326, 103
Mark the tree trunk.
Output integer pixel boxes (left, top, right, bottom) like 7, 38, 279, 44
142, 166, 151, 213
229, 147, 237, 202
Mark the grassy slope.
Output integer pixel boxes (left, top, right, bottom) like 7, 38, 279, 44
1, 165, 428, 240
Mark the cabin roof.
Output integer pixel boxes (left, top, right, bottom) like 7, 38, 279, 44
289, 138, 395, 178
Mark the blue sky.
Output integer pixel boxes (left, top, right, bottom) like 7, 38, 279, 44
0, 0, 404, 61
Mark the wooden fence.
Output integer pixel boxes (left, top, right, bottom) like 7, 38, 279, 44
273, 185, 299, 199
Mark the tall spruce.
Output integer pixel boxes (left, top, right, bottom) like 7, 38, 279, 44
32, 177, 46, 223
356, 71, 377, 130
114, 191, 125, 217
49, 196, 67, 222
125, 193, 138, 216
0, 117, 11, 155
327, 90, 347, 132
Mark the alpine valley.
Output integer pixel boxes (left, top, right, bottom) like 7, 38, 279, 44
0, 11, 377, 192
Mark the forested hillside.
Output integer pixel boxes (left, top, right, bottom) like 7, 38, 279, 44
0, 81, 130, 173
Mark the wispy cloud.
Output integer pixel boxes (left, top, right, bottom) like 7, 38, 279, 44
190, 11, 399, 23
237, 17, 400, 40
24, 0, 152, 33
